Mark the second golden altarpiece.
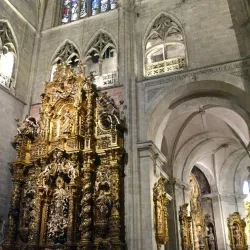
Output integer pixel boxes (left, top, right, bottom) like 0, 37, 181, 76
2, 64, 126, 250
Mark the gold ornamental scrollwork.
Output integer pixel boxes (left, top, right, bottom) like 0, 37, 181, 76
3, 63, 126, 250
227, 212, 248, 250
153, 177, 169, 247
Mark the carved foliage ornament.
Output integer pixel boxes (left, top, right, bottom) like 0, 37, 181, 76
227, 212, 248, 250
153, 177, 169, 246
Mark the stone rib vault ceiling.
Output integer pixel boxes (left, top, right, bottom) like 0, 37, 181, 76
160, 96, 250, 193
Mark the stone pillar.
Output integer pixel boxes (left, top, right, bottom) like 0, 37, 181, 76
137, 142, 170, 250
211, 194, 228, 250
165, 179, 186, 250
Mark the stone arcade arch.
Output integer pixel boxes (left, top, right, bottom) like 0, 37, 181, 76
139, 80, 250, 250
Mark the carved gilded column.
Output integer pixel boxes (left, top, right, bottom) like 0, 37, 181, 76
29, 193, 42, 246
67, 183, 77, 244
41, 196, 50, 245
109, 152, 122, 246
3, 166, 23, 247
80, 155, 93, 245
191, 212, 199, 250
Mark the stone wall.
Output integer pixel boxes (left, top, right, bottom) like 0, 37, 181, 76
0, 1, 36, 218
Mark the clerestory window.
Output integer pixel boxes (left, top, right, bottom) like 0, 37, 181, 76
0, 21, 17, 90
84, 31, 117, 88
50, 41, 80, 81
61, 0, 117, 24
145, 14, 186, 77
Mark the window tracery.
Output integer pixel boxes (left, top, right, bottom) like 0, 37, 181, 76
0, 21, 17, 90
145, 14, 186, 77
84, 31, 117, 87
50, 41, 80, 80
61, 0, 117, 24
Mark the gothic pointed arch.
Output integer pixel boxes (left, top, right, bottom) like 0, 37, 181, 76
84, 30, 117, 87
144, 13, 187, 77
50, 40, 80, 80
0, 20, 18, 90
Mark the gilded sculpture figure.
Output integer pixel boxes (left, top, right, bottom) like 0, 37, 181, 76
2, 63, 126, 250
153, 177, 169, 247
227, 212, 248, 250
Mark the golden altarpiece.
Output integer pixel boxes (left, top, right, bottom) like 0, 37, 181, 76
3, 64, 126, 250
227, 212, 248, 250
179, 175, 215, 250
153, 177, 170, 249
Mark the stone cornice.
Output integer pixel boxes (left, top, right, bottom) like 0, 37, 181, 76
137, 141, 168, 165
142, 56, 250, 90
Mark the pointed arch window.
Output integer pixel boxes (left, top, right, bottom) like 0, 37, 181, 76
145, 14, 186, 77
0, 21, 17, 90
61, 0, 117, 24
50, 41, 80, 80
84, 31, 117, 88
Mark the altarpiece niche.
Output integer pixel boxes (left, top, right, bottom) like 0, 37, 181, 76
179, 173, 218, 250
227, 212, 248, 250
2, 63, 126, 250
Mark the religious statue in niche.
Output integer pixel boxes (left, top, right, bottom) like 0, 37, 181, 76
189, 176, 199, 212
204, 214, 217, 250
153, 178, 169, 246
227, 212, 248, 250
61, 108, 74, 134
38, 150, 79, 192
189, 174, 207, 250
47, 176, 69, 244
206, 227, 215, 250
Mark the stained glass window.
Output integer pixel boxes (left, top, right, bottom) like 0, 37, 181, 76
71, 0, 79, 21
110, 0, 117, 10
92, 0, 100, 16
61, 0, 117, 24
62, 0, 71, 24
80, 0, 87, 18
101, 0, 108, 12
